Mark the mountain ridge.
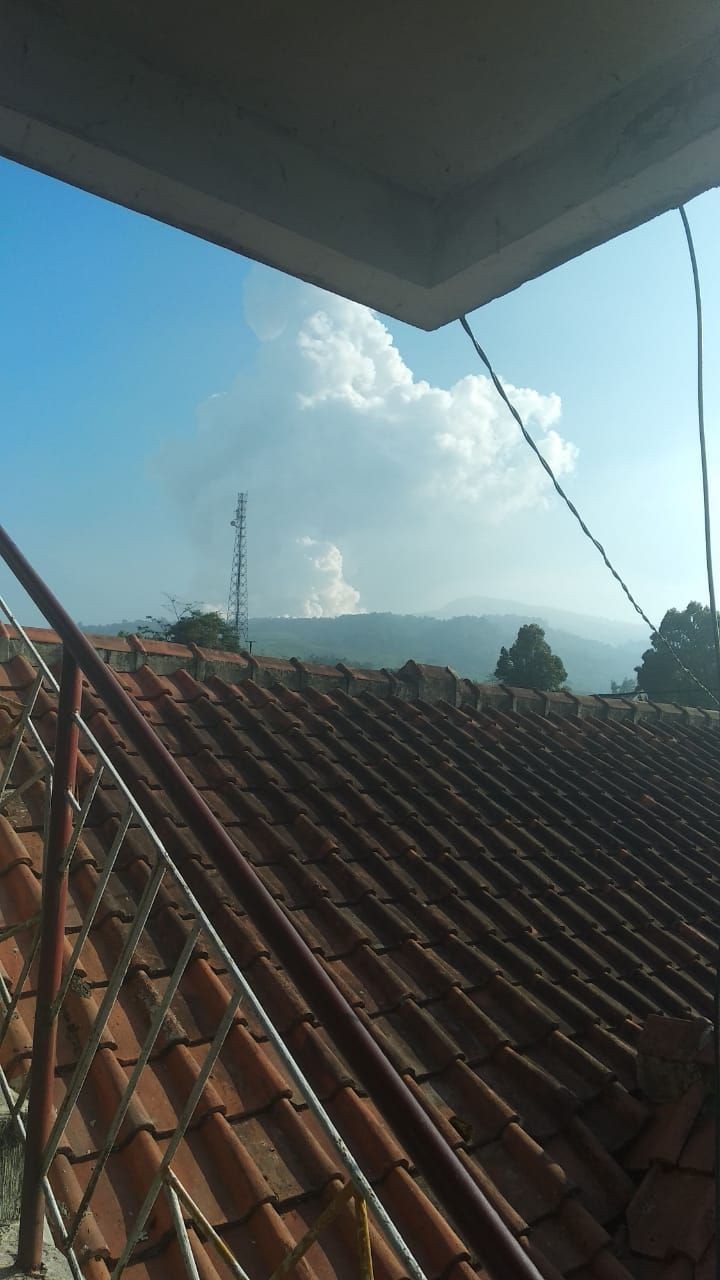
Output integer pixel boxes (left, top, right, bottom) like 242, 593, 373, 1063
78, 605, 647, 693
432, 595, 648, 647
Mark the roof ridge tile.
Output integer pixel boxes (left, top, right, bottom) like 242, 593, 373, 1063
5, 623, 720, 723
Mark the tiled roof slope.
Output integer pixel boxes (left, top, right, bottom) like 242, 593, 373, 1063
0, 634, 717, 1280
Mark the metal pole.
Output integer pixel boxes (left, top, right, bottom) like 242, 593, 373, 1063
165, 1184, 202, 1280
0, 523, 543, 1280
164, 1171, 251, 1280
354, 1194, 374, 1280
17, 650, 81, 1273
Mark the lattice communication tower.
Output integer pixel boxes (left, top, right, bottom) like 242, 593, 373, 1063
227, 492, 250, 651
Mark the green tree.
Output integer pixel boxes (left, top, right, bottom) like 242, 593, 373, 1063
635, 601, 719, 706
140, 597, 242, 652
494, 624, 568, 691
610, 677, 636, 695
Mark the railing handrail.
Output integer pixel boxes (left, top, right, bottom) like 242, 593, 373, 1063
0, 614, 425, 1280
0, 522, 542, 1280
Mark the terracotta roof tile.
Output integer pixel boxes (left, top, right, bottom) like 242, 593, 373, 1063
544, 1118, 635, 1224
0, 649, 719, 1280
526, 1197, 610, 1274
627, 1166, 714, 1262
625, 1085, 706, 1171
679, 1111, 714, 1175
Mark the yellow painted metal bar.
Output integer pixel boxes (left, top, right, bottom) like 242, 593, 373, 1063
353, 1194, 374, 1280
165, 1169, 251, 1280
268, 1181, 355, 1280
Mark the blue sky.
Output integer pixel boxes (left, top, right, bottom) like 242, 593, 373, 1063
0, 155, 717, 633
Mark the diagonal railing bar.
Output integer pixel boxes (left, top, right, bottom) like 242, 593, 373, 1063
0, 605, 429, 1280
0, 524, 545, 1280
0, 595, 61, 692
51, 801, 134, 1019
10, 1065, 31, 1120
18, 651, 82, 1270
23, 713, 66, 788
110, 989, 242, 1279
164, 1169, 251, 1280
0, 1047, 83, 1280
0, 670, 43, 801
268, 1181, 356, 1280
1, 734, 55, 1128
0, 601, 429, 1280
65, 917, 203, 1246
0, 762, 49, 813
0, 953, 85, 1279
41, 856, 166, 1175
0, 611, 384, 1280
60, 757, 104, 872
0, 914, 40, 945
165, 1182, 203, 1280
0, 667, 86, 1273
0, 918, 42, 1044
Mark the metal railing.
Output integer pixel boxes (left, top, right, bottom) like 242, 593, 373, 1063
0, 616, 424, 1279
0, 522, 543, 1280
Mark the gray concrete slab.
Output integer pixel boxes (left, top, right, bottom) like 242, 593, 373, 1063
0, 2, 718, 326
0, 1220, 73, 1280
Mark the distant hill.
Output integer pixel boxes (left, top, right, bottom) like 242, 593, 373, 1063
78, 619, 145, 636
246, 613, 643, 693
434, 596, 648, 648
78, 608, 646, 694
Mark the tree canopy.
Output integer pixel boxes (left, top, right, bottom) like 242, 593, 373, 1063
140, 598, 241, 653
635, 601, 719, 706
494, 623, 568, 691
610, 677, 636, 695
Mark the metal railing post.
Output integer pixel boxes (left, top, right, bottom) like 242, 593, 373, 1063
0, 523, 545, 1280
17, 651, 81, 1273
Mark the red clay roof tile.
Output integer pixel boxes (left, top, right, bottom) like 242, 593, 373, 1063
679, 1110, 714, 1175
627, 1166, 715, 1262
625, 1084, 706, 1171
0, 647, 718, 1280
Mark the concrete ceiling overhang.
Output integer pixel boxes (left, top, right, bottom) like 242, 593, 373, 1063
1, 1, 719, 329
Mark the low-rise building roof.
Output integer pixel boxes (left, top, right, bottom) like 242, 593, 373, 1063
0, 631, 716, 1280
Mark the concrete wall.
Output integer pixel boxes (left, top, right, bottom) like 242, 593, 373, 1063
0, 625, 716, 730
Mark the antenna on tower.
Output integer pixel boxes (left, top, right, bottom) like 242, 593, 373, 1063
227, 492, 250, 652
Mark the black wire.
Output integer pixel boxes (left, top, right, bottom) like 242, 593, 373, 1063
463, 207, 720, 1260
459, 314, 720, 708
679, 207, 720, 694
678, 203, 720, 1279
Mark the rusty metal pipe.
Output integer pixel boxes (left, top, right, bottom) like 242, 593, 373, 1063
0, 523, 541, 1280
17, 650, 81, 1273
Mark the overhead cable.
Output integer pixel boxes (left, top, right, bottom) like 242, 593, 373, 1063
677, 202, 720, 1280
458, 314, 720, 708
678, 206, 720, 702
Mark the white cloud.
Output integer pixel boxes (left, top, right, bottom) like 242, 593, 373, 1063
292, 300, 574, 511
298, 537, 363, 617
297, 303, 414, 411
160, 273, 578, 615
